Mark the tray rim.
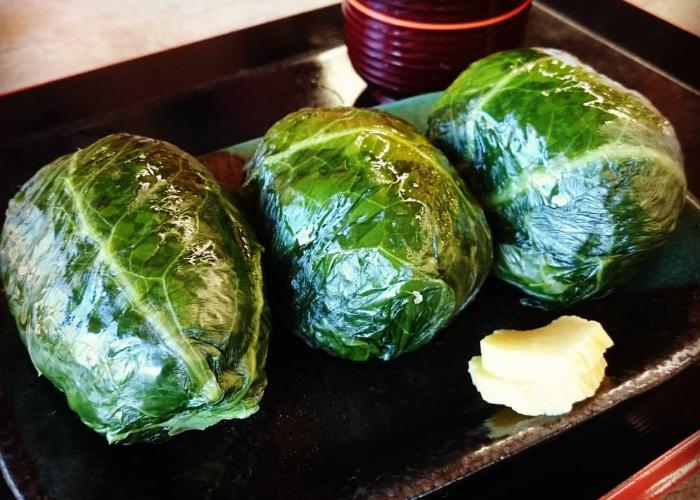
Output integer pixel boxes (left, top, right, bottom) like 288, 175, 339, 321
1, 3, 699, 499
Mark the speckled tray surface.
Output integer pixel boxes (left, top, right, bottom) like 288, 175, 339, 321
2, 94, 700, 500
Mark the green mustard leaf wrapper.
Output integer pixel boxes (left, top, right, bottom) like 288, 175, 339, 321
0, 133, 270, 443
246, 107, 492, 361
428, 48, 687, 308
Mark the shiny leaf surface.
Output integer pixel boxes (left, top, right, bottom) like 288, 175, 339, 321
0, 134, 269, 443
428, 48, 687, 308
246, 108, 492, 360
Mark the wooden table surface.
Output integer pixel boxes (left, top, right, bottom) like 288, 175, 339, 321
624, 0, 700, 37
2, 1, 698, 98
0, 0, 336, 96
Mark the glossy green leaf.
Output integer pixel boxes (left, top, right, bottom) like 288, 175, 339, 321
0, 134, 270, 443
246, 108, 492, 361
428, 48, 687, 308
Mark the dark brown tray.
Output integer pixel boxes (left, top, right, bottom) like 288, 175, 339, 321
1, 3, 699, 499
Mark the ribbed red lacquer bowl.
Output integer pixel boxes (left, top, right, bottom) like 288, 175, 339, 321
343, 0, 531, 99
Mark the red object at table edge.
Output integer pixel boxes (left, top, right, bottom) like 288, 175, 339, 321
601, 430, 700, 499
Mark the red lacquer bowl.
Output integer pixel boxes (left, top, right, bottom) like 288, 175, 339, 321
342, 0, 532, 100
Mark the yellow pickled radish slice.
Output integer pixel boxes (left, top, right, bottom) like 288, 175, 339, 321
480, 315, 613, 382
468, 355, 607, 416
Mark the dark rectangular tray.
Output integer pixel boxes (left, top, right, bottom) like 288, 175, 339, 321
1, 2, 699, 499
